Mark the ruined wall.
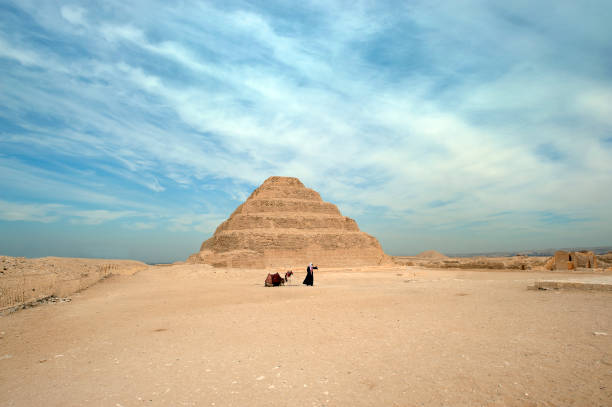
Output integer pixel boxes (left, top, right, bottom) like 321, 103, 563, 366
550, 250, 597, 270
393, 255, 548, 270
596, 253, 612, 269
0, 256, 147, 312
574, 251, 597, 268
554, 251, 572, 270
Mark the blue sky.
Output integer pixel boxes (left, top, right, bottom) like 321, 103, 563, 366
1, 1, 611, 263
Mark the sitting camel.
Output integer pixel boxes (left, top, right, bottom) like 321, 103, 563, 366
264, 270, 294, 287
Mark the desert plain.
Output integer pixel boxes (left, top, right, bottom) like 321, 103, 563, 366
1, 262, 611, 407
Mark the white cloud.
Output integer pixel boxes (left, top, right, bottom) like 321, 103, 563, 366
577, 87, 612, 126
100, 24, 144, 43
0, 198, 142, 226
0, 37, 39, 66
0, 157, 164, 210
168, 213, 226, 234
0, 200, 65, 223
130, 222, 156, 230
60, 5, 87, 26
69, 209, 138, 225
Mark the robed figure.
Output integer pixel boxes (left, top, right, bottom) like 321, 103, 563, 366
303, 263, 317, 286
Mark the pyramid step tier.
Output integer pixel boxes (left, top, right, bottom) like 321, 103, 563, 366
190, 247, 388, 269
216, 214, 359, 232
201, 231, 381, 253
238, 199, 340, 215
250, 187, 322, 201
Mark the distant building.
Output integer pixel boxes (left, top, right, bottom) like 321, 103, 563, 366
552, 250, 597, 270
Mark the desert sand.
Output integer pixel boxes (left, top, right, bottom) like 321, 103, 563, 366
1, 263, 611, 406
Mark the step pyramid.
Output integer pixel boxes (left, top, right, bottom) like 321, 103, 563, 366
187, 176, 390, 268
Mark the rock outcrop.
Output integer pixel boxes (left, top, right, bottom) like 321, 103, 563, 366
188, 176, 390, 268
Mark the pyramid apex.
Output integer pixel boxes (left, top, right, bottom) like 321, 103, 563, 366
261, 176, 304, 187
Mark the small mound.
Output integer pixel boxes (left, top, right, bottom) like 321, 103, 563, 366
416, 250, 448, 259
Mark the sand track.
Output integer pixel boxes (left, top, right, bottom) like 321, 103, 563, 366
1, 265, 611, 406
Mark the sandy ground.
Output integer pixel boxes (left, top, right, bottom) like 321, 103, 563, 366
1, 265, 611, 407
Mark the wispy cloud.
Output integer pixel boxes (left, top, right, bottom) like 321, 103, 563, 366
0, 200, 65, 223
130, 222, 156, 230
70, 209, 139, 225
168, 213, 227, 235
60, 5, 87, 26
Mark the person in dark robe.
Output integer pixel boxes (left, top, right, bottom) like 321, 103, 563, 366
303, 262, 317, 286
